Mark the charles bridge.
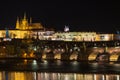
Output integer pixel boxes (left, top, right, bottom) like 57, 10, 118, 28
0, 39, 120, 62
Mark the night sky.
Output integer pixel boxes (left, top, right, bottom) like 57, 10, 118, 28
0, 1, 119, 33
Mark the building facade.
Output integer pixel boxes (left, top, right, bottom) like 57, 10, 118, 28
52, 32, 96, 41
0, 14, 118, 41
0, 14, 54, 40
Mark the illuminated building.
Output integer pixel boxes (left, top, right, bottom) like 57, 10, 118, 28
52, 32, 115, 41
96, 33, 114, 41
16, 13, 43, 30
52, 32, 96, 41
0, 13, 54, 40
0, 13, 118, 41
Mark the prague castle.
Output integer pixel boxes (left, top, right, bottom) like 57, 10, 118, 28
0, 14, 120, 62
0, 13, 119, 41
0, 13, 54, 39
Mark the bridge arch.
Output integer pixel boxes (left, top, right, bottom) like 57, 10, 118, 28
69, 51, 78, 60
88, 52, 99, 61
96, 52, 109, 61
54, 53, 61, 60
109, 53, 120, 61
88, 52, 110, 61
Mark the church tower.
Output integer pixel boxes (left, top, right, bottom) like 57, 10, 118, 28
16, 17, 20, 29
30, 17, 32, 24
15, 13, 29, 30
15, 13, 43, 30
21, 13, 29, 29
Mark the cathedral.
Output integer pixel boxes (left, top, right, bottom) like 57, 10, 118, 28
0, 13, 50, 39
16, 13, 43, 30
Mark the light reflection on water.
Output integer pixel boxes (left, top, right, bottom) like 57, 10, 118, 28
1, 59, 120, 80
0, 71, 120, 80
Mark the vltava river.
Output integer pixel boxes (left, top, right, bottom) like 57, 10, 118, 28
0, 71, 120, 80
0, 59, 120, 80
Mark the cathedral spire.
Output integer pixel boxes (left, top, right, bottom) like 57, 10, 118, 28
23, 12, 27, 20
16, 16, 20, 29
30, 17, 32, 24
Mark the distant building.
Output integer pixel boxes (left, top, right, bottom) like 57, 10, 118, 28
0, 13, 54, 40
52, 32, 96, 41
16, 13, 43, 30
0, 13, 118, 41
96, 33, 114, 41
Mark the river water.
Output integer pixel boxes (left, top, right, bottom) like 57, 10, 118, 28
0, 59, 120, 80
0, 71, 120, 80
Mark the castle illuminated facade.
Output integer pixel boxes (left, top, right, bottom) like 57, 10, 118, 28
0, 14, 54, 39
0, 13, 119, 41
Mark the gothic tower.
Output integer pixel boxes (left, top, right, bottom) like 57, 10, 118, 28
21, 13, 29, 29
16, 17, 20, 29
15, 13, 43, 30
15, 13, 29, 30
